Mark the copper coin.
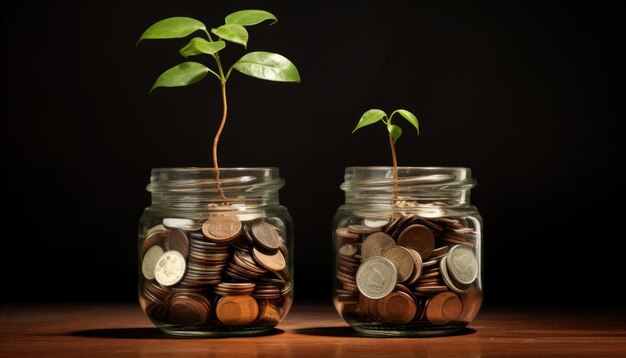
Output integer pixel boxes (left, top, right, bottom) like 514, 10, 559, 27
459, 284, 482, 322
202, 214, 242, 243
252, 247, 286, 272
348, 224, 379, 235
398, 224, 435, 259
251, 221, 282, 252
335, 227, 360, 239
164, 229, 190, 258
378, 291, 417, 324
141, 227, 166, 257
361, 232, 396, 260
169, 292, 211, 325
216, 295, 259, 326
425, 291, 462, 325
382, 246, 415, 283
359, 294, 381, 320
414, 285, 448, 294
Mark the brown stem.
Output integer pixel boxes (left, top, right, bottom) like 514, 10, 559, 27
213, 81, 227, 200
389, 133, 399, 209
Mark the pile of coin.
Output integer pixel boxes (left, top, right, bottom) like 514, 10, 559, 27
139, 214, 292, 328
335, 214, 481, 327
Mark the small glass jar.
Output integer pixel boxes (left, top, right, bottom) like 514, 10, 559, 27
138, 168, 293, 337
333, 167, 482, 336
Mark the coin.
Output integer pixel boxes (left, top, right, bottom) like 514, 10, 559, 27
164, 228, 190, 258
446, 245, 478, 285
382, 246, 415, 283
361, 232, 396, 260
335, 227, 360, 239
405, 248, 423, 286
440, 256, 470, 293
364, 218, 390, 229
459, 285, 482, 322
252, 247, 286, 272
348, 224, 379, 235
202, 214, 242, 243
169, 292, 211, 325
425, 291, 462, 325
163, 218, 201, 231
251, 221, 281, 252
216, 295, 259, 326
356, 257, 397, 299
142, 226, 166, 257
339, 243, 358, 257
398, 224, 435, 259
154, 250, 187, 286
378, 291, 417, 324
142, 245, 164, 280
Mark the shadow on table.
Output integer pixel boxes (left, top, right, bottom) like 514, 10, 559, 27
294, 326, 476, 338
70, 328, 284, 339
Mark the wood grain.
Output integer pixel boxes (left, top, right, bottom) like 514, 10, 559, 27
1, 303, 624, 357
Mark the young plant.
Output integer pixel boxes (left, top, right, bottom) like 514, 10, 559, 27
137, 10, 300, 196
352, 109, 420, 182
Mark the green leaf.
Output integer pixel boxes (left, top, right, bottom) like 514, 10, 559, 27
138, 17, 206, 44
396, 109, 419, 134
180, 38, 225, 57
352, 109, 386, 133
231, 52, 300, 82
211, 24, 248, 47
225, 10, 277, 26
150, 62, 211, 92
387, 124, 403, 143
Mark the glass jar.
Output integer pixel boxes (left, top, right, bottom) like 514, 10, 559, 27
333, 167, 482, 336
138, 168, 293, 337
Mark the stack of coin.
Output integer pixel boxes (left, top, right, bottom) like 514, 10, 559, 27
335, 241, 361, 304
139, 214, 292, 329
335, 214, 480, 327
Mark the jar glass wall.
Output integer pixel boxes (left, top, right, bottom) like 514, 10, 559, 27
138, 168, 293, 337
333, 167, 482, 336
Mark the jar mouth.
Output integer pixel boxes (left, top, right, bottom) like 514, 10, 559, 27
147, 167, 284, 195
340, 166, 476, 206
341, 166, 475, 190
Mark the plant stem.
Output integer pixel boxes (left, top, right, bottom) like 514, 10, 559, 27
389, 132, 399, 208
206, 31, 228, 200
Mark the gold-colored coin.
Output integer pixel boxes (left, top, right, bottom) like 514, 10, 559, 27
361, 232, 396, 260
382, 246, 415, 283
216, 295, 259, 326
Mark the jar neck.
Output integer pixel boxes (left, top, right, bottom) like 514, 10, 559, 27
341, 167, 476, 209
147, 168, 283, 210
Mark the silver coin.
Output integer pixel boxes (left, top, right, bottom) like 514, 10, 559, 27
356, 257, 397, 299
141, 246, 164, 280
363, 218, 390, 229
440, 256, 470, 293
163, 218, 201, 231
447, 245, 478, 285
154, 250, 187, 286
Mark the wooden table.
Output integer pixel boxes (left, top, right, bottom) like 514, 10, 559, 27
1, 303, 624, 357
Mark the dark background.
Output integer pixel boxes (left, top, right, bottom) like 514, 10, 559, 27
1, 1, 624, 306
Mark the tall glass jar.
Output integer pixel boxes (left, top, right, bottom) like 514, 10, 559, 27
138, 168, 293, 337
333, 167, 482, 336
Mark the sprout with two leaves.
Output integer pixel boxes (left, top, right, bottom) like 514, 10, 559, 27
352, 109, 420, 184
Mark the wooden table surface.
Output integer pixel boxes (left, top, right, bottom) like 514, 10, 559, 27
1, 303, 625, 357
